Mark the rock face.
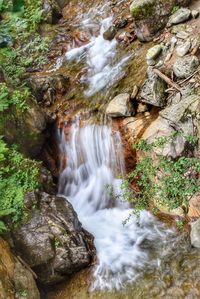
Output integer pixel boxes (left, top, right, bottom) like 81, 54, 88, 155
13, 192, 95, 286
130, 0, 191, 41
0, 99, 49, 158
190, 219, 200, 248
106, 93, 134, 117
173, 55, 199, 78
140, 67, 167, 107
43, 0, 70, 24
0, 238, 40, 299
28, 74, 70, 107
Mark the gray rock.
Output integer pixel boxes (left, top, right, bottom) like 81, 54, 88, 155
190, 219, 200, 248
13, 192, 95, 286
106, 93, 134, 117
146, 44, 162, 65
176, 40, 191, 56
141, 94, 199, 158
168, 8, 191, 25
173, 55, 199, 78
140, 67, 167, 107
176, 30, 189, 39
43, 0, 62, 24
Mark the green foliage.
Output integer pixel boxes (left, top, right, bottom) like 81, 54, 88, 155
0, 138, 40, 234
171, 5, 180, 14
0, 83, 29, 112
124, 137, 200, 213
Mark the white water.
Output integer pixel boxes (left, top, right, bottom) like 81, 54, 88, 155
49, 1, 129, 95
58, 119, 176, 290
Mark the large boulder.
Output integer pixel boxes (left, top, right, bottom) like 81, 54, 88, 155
140, 67, 167, 107
0, 238, 40, 299
106, 93, 134, 117
130, 0, 191, 41
13, 192, 95, 286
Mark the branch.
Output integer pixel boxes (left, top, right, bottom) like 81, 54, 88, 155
153, 68, 181, 92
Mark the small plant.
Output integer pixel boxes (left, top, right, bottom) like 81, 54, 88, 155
176, 219, 184, 230
171, 5, 180, 14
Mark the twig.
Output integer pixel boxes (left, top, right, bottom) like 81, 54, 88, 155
153, 68, 181, 92
178, 69, 200, 85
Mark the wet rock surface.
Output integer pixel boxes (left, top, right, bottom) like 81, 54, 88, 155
13, 192, 95, 286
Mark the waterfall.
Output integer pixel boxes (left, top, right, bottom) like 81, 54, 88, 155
58, 118, 176, 290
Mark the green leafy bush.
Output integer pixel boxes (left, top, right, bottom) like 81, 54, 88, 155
0, 83, 29, 112
123, 138, 200, 213
0, 138, 40, 233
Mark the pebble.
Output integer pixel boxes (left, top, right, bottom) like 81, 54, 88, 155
176, 31, 189, 39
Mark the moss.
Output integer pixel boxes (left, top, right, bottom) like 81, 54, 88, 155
130, 0, 156, 18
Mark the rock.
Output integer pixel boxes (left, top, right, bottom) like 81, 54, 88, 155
131, 85, 139, 99
176, 30, 189, 39
190, 219, 200, 248
114, 19, 128, 29
188, 193, 200, 218
28, 74, 70, 106
141, 94, 200, 158
137, 103, 148, 113
13, 192, 95, 286
168, 8, 191, 26
191, 10, 199, 18
0, 238, 40, 299
43, 0, 62, 24
103, 26, 117, 40
173, 55, 199, 78
106, 93, 134, 117
0, 99, 49, 158
56, 0, 70, 8
130, 0, 191, 41
140, 67, 167, 107
176, 40, 191, 56
146, 44, 162, 65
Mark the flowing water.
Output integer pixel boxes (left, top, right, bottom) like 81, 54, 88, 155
46, 0, 200, 298
57, 118, 191, 292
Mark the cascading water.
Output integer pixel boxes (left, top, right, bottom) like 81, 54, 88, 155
58, 118, 177, 290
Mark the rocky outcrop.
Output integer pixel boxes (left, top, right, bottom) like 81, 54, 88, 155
130, 0, 191, 41
0, 238, 40, 299
106, 93, 134, 117
28, 74, 70, 107
0, 99, 49, 158
13, 192, 95, 286
141, 94, 199, 158
190, 218, 200, 248
140, 67, 167, 107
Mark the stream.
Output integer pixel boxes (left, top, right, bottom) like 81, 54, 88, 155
46, 0, 200, 298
